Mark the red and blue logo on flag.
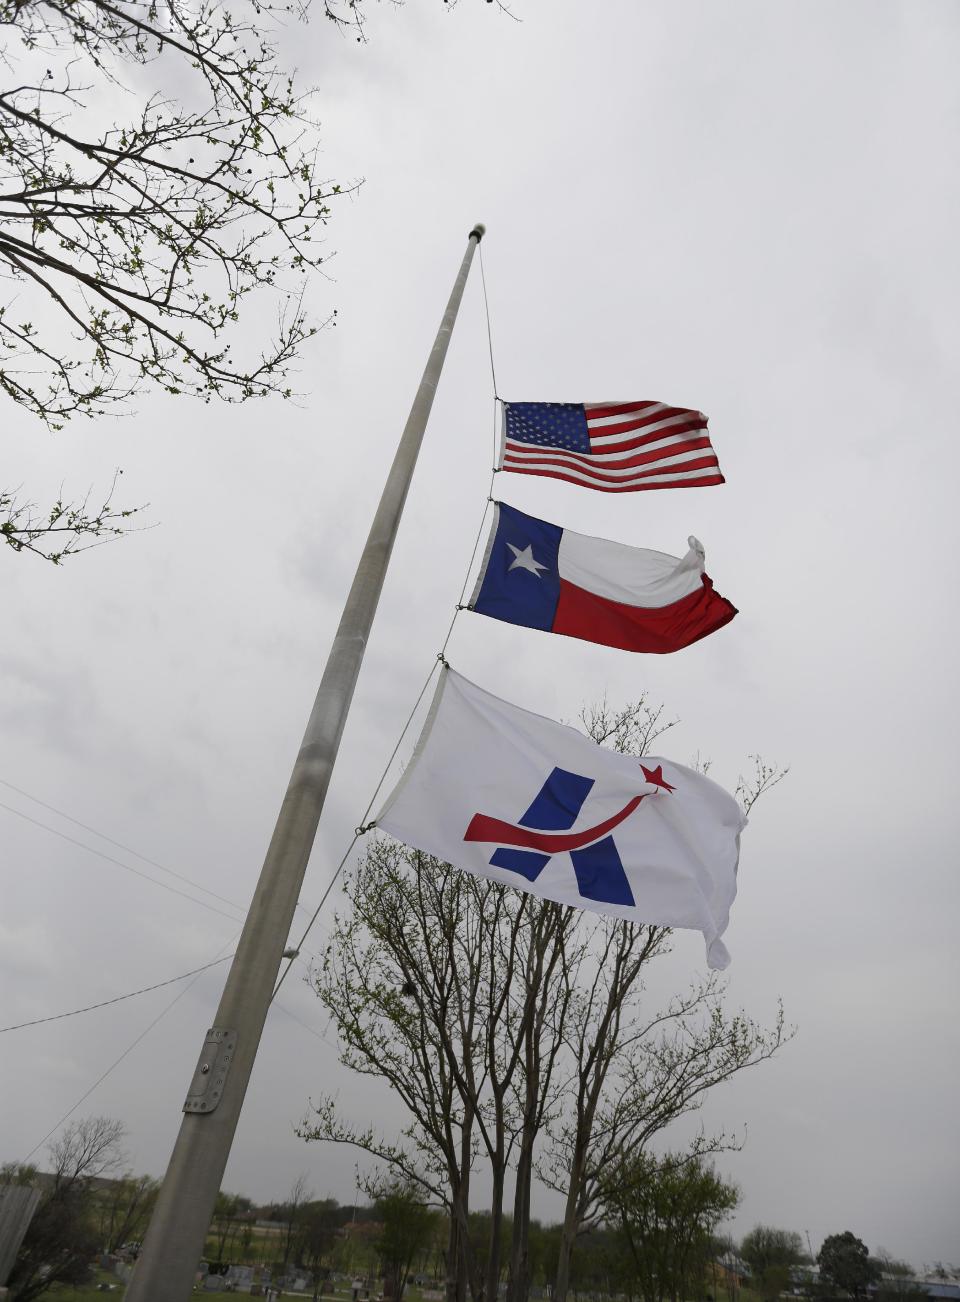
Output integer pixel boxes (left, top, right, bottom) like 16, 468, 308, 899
464, 764, 675, 907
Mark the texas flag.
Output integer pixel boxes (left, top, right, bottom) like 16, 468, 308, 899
470, 502, 737, 654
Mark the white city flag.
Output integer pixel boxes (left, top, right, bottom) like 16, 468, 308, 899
376, 669, 746, 969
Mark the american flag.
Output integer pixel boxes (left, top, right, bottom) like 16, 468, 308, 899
499, 401, 724, 492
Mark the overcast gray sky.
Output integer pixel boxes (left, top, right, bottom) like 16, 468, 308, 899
2, 0, 958, 1273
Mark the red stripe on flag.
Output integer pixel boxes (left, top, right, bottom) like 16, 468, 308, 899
585, 401, 666, 420
587, 421, 709, 454
587, 410, 705, 439
552, 577, 738, 653
502, 467, 726, 492
567, 437, 716, 471
503, 450, 721, 480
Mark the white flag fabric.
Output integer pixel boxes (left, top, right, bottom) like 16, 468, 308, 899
376, 669, 746, 969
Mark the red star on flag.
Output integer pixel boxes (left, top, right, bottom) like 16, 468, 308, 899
641, 763, 675, 793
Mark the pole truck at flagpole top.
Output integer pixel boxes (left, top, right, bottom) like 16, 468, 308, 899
126, 224, 486, 1302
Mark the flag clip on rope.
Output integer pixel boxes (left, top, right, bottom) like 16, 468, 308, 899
376, 668, 745, 970
183, 1027, 238, 1115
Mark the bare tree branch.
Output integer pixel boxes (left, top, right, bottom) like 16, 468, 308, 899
1, 470, 145, 562
308, 696, 789, 1302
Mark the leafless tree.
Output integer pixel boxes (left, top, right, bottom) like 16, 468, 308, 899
210, 1189, 252, 1262
542, 725, 788, 1302
1, 473, 142, 562
281, 1172, 312, 1270
0, 0, 506, 560
94, 1170, 159, 1253
301, 854, 565, 1302
301, 698, 788, 1302
48, 1115, 126, 1190
0, 0, 367, 427
0, 0, 353, 557
3, 1116, 126, 1300
542, 951, 786, 1302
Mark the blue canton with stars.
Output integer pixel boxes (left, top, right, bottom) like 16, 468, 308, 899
505, 402, 591, 451
473, 502, 562, 633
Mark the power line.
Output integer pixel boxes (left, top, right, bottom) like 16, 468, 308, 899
0, 775, 248, 914
272, 998, 338, 1050
0, 798, 245, 924
20, 934, 240, 1165
0, 776, 328, 941
16, 954, 336, 1168
18, 948, 331, 1168
0, 955, 234, 1033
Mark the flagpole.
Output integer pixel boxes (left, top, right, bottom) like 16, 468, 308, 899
126, 223, 486, 1302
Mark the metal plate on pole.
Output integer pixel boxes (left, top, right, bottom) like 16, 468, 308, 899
183, 1028, 237, 1114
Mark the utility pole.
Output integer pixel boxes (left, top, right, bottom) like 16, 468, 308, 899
127, 224, 485, 1302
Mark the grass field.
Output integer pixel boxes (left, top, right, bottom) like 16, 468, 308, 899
43, 1267, 759, 1302
44, 1271, 122, 1299
44, 1271, 376, 1300
45, 1278, 280, 1300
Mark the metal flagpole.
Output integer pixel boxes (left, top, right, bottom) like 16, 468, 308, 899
126, 223, 486, 1302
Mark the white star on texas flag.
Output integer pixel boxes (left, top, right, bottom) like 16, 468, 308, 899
506, 542, 548, 577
